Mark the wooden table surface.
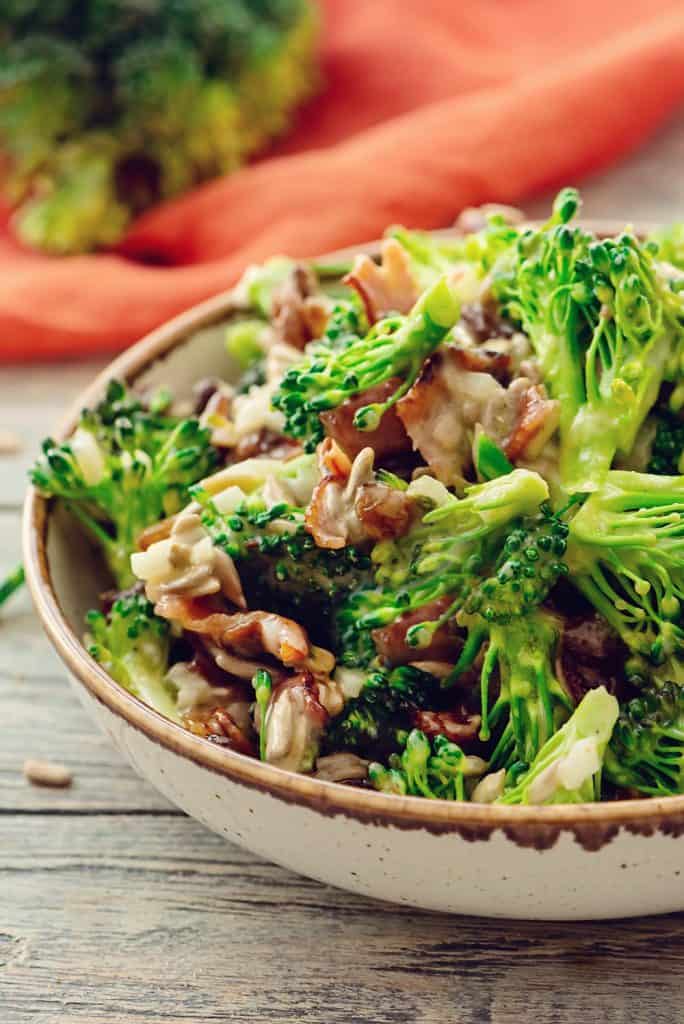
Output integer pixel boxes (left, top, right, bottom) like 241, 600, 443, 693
4, 115, 684, 1024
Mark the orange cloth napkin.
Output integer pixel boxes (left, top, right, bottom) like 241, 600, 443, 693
3, 0, 684, 361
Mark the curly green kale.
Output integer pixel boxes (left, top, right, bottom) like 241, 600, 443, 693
324, 666, 441, 760
0, 1, 318, 252
368, 729, 484, 800
566, 471, 684, 683
272, 275, 463, 450
605, 681, 684, 796
30, 380, 217, 587
498, 686, 619, 805
86, 591, 179, 722
495, 188, 684, 492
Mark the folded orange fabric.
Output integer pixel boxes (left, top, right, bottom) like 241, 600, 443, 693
3, 0, 684, 361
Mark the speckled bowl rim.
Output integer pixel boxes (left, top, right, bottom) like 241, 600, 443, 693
22, 224, 684, 848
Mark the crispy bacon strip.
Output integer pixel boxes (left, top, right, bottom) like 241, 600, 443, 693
344, 238, 419, 324
306, 439, 413, 549
397, 346, 500, 485
305, 439, 369, 549
320, 378, 411, 460
372, 596, 463, 666
413, 709, 482, 744
184, 705, 256, 756
154, 594, 310, 666
504, 384, 561, 461
272, 265, 330, 349
354, 483, 414, 541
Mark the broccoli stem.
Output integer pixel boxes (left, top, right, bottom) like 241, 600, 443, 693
0, 564, 25, 609
120, 650, 181, 724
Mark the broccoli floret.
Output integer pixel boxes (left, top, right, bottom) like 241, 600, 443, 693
336, 472, 573, 769
464, 610, 573, 770
272, 275, 463, 450
86, 591, 179, 722
193, 466, 371, 641
648, 223, 684, 272
496, 188, 684, 492
648, 411, 684, 475
362, 470, 551, 649
1, 2, 318, 252
325, 666, 442, 761
498, 686, 619, 805
30, 379, 217, 587
368, 729, 484, 800
566, 471, 684, 683
389, 214, 520, 292
605, 681, 684, 796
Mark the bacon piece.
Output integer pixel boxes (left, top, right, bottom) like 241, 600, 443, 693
184, 704, 256, 756
319, 378, 411, 460
504, 383, 561, 461
413, 709, 482, 744
137, 515, 175, 551
372, 596, 463, 666
354, 483, 414, 541
154, 594, 310, 666
262, 670, 344, 772
460, 300, 517, 344
231, 428, 302, 463
305, 439, 413, 549
305, 440, 371, 549
271, 265, 330, 349
451, 344, 511, 380
344, 238, 419, 324
397, 346, 500, 485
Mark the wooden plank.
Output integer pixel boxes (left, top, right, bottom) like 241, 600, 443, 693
0, 361, 105, 509
1, 812, 683, 1024
0, 509, 174, 813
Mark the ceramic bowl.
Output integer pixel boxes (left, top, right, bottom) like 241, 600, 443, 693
23, 236, 684, 920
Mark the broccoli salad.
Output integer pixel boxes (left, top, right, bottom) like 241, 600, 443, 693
26, 189, 684, 804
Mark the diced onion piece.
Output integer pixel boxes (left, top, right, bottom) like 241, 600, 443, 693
131, 538, 174, 582
406, 475, 452, 508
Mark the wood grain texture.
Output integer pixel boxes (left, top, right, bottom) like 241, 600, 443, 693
2, 814, 684, 1024
4, 113, 684, 1022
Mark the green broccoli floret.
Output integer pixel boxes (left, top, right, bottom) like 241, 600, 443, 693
86, 591, 179, 722
368, 729, 484, 800
335, 472, 573, 770
498, 686, 619, 805
496, 188, 684, 492
464, 610, 573, 770
566, 471, 684, 683
389, 214, 520, 291
1, 1, 318, 252
272, 275, 463, 450
648, 223, 684, 272
647, 411, 684, 475
605, 681, 684, 796
324, 666, 441, 760
363, 469, 551, 649
30, 380, 217, 587
193, 465, 371, 641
